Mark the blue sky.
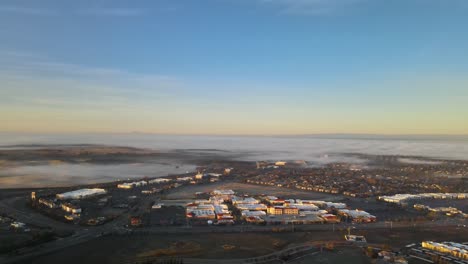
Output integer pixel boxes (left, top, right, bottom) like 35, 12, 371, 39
1, 0, 467, 134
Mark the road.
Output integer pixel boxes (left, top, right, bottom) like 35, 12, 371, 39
132, 243, 322, 264
130, 218, 466, 234
0, 196, 77, 232
0, 195, 466, 264
0, 213, 130, 264
0, 195, 130, 264
1, 217, 464, 264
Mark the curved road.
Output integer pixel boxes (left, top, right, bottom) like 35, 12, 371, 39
0, 195, 466, 264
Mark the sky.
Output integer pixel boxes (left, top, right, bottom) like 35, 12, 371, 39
0, 0, 467, 135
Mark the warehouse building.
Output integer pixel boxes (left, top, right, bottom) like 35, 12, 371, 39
338, 209, 376, 223
378, 193, 468, 205
320, 214, 340, 223
56, 188, 107, 200
236, 203, 268, 211
61, 203, 82, 214
117, 181, 147, 189
148, 178, 171, 184
211, 189, 235, 201
267, 206, 299, 215
421, 241, 468, 261
38, 198, 59, 208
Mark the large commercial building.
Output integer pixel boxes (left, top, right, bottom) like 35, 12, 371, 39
421, 241, 468, 261
267, 206, 299, 215
56, 188, 107, 200
117, 181, 147, 189
211, 189, 235, 201
186, 199, 233, 222
148, 178, 171, 184
61, 203, 82, 214
38, 198, 58, 208
378, 193, 468, 205
338, 209, 376, 223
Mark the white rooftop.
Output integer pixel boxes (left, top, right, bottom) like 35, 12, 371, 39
212, 189, 235, 195
56, 188, 106, 200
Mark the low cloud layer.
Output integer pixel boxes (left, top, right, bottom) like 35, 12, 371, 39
0, 163, 195, 188
1, 134, 467, 188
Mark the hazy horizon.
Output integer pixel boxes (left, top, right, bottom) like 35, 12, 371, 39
1, 133, 467, 188
1, 2, 467, 263
2, 131, 468, 141
1, 0, 468, 135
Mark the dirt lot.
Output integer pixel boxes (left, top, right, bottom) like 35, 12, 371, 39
149, 206, 186, 226
288, 247, 371, 264
164, 181, 342, 201
0, 231, 32, 254
26, 232, 317, 264
362, 226, 467, 248
344, 198, 428, 221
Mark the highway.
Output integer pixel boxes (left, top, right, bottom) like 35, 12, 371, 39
0, 213, 130, 264
0, 196, 77, 232
132, 243, 322, 264
0, 195, 466, 264
1, 218, 464, 264
0, 195, 129, 264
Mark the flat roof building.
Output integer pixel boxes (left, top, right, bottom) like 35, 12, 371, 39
61, 203, 82, 214
56, 188, 106, 200
267, 206, 299, 215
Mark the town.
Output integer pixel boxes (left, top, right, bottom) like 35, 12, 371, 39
1, 156, 467, 264
249, 157, 468, 198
